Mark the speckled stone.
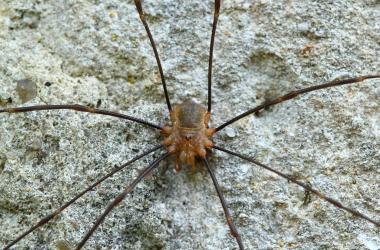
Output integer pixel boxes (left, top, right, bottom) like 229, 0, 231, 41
0, 1, 379, 250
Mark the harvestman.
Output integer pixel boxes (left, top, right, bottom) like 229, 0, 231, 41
1, 0, 380, 249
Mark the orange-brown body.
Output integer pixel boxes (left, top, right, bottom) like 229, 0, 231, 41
161, 100, 215, 171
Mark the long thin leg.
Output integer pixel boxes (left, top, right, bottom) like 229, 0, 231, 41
207, 0, 221, 113
134, 0, 172, 112
203, 158, 244, 250
0, 104, 162, 130
75, 152, 170, 250
214, 145, 380, 227
3, 145, 163, 250
215, 74, 380, 132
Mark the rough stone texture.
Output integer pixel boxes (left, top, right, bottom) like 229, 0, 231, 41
0, 0, 379, 250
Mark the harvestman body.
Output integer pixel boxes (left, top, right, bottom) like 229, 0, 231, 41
1, 0, 380, 249
162, 100, 215, 171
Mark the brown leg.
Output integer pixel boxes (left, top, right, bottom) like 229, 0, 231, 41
75, 153, 170, 250
216, 75, 380, 132
3, 145, 163, 250
213, 145, 380, 227
134, 0, 172, 112
0, 104, 162, 129
208, 0, 221, 112
203, 157, 244, 250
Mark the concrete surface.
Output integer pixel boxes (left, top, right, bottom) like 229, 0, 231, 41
0, 0, 379, 249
